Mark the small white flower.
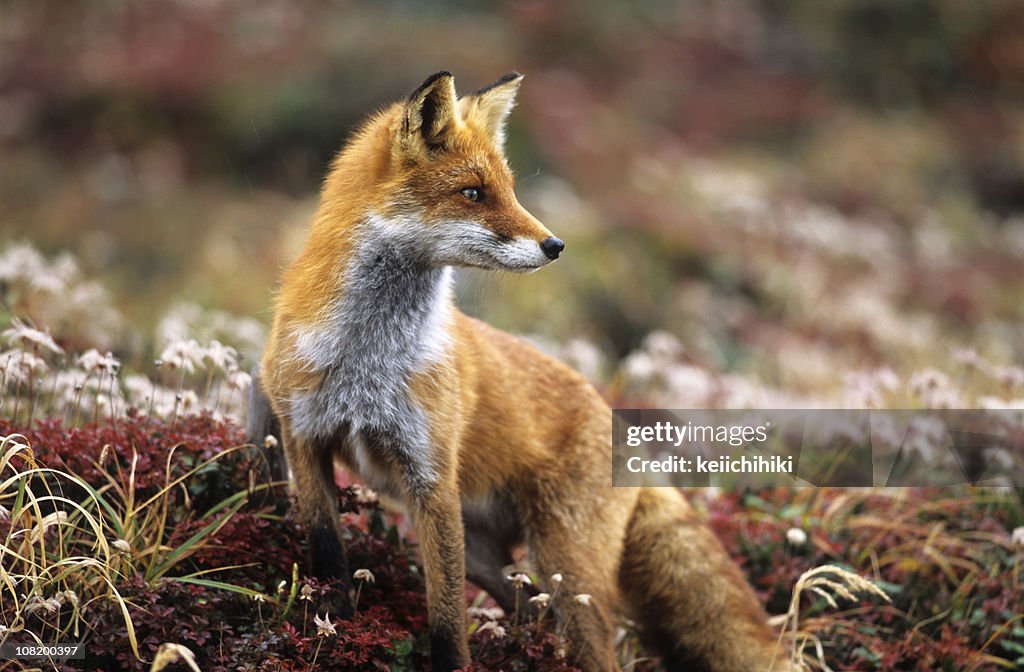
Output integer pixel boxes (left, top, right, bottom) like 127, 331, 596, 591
507, 572, 532, 589
314, 612, 337, 637
550, 573, 563, 584
226, 368, 252, 391
203, 340, 238, 372
1, 318, 64, 355
22, 595, 44, 616
0, 349, 48, 381
276, 580, 287, 594
112, 538, 131, 554
786, 528, 808, 546
159, 338, 203, 373
57, 590, 79, 608
622, 352, 656, 383
353, 568, 375, 583
644, 330, 684, 361
468, 606, 504, 621
528, 592, 551, 608
78, 349, 120, 374
263, 434, 279, 450
252, 593, 266, 603
1012, 527, 1024, 548
299, 584, 314, 601
24, 595, 60, 616
476, 621, 507, 638
573, 593, 592, 606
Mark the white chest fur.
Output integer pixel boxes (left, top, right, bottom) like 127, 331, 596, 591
286, 228, 453, 492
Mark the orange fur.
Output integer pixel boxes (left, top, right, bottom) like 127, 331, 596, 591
256, 72, 798, 672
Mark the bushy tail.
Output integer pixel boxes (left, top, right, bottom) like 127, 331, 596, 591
620, 488, 800, 672
247, 364, 288, 483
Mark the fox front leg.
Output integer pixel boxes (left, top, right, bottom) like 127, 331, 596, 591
279, 419, 354, 617
368, 425, 470, 670
411, 487, 470, 670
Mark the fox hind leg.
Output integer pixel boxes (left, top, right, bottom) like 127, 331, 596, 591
463, 494, 538, 619
524, 490, 628, 672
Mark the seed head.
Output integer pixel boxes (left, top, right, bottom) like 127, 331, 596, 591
507, 572, 532, 589
528, 592, 551, 608
2, 318, 64, 355
786, 528, 808, 546
468, 606, 504, 621
58, 590, 79, 608
573, 593, 592, 606
151, 643, 200, 672
314, 612, 337, 637
354, 568, 375, 583
477, 621, 507, 638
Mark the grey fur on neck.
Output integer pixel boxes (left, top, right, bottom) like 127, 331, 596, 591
288, 222, 452, 491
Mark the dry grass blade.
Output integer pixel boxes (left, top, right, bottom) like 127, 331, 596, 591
773, 564, 892, 671
1, 433, 140, 659
151, 642, 201, 672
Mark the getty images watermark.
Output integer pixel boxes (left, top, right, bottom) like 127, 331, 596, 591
612, 409, 1024, 488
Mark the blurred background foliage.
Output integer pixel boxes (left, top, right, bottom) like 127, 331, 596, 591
2, 0, 1024, 398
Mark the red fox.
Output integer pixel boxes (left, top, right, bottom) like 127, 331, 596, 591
252, 71, 797, 671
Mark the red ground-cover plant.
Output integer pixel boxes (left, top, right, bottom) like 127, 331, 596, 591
699, 488, 1024, 671
0, 415, 584, 670
462, 623, 583, 672
0, 412, 247, 492
3, 414, 1021, 669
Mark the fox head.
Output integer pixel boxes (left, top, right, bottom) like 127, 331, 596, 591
333, 71, 562, 273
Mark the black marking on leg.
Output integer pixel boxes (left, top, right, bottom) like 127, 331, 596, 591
429, 627, 464, 672
309, 525, 353, 618
658, 644, 713, 672
310, 525, 349, 580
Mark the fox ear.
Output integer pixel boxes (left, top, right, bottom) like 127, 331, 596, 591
462, 72, 523, 147
403, 71, 458, 150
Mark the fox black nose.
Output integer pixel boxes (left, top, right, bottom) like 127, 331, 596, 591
540, 237, 564, 260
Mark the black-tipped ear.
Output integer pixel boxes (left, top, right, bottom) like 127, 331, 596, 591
403, 71, 458, 149
460, 72, 523, 147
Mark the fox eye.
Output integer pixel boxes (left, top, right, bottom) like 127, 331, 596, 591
460, 187, 483, 203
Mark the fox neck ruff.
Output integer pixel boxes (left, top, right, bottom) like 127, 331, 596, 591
288, 217, 453, 468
